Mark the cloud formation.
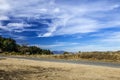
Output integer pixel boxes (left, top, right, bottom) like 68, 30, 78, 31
0, 0, 120, 37
37, 0, 120, 37
0, 0, 120, 51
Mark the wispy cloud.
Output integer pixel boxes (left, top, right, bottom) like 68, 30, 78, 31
0, 0, 120, 51
0, 0, 11, 13
33, 42, 80, 49
63, 45, 120, 52
37, 0, 120, 37
0, 22, 31, 32
100, 32, 120, 42
1, 0, 120, 37
0, 15, 9, 20
89, 31, 120, 43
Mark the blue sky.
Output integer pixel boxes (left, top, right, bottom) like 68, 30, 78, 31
0, 0, 120, 52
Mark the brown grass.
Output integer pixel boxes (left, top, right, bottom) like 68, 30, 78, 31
0, 58, 120, 80
1, 51, 120, 62
52, 52, 120, 62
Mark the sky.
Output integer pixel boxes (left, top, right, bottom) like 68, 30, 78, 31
0, 0, 120, 52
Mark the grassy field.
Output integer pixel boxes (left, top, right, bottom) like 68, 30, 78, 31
1, 51, 120, 62
0, 58, 120, 80
52, 52, 120, 62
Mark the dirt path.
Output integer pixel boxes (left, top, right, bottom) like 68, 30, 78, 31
0, 58, 120, 80
0, 56, 120, 68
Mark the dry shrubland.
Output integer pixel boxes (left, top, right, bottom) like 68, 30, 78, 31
1, 51, 120, 62
52, 51, 120, 62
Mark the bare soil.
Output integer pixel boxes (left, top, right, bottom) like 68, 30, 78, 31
0, 58, 120, 80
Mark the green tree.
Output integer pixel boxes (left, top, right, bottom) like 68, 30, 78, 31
2, 38, 18, 52
42, 49, 53, 55
63, 52, 69, 55
28, 46, 42, 54
0, 36, 53, 55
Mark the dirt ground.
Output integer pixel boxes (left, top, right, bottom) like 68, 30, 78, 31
0, 58, 120, 80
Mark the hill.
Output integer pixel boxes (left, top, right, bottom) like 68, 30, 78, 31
0, 36, 53, 55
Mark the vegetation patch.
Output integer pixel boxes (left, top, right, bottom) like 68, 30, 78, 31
0, 36, 53, 55
53, 51, 120, 62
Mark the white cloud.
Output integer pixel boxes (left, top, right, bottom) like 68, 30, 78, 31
38, 0, 120, 37
0, 22, 32, 32
35, 42, 80, 49
54, 18, 98, 35
7, 23, 31, 28
0, 25, 8, 31
53, 31, 120, 52
100, 32, 120, 42
0, 0, 11, 13
1, 0, 59, 35
90, 31, 120, 43
0, 0, 120, 52
38, 32, 52, 37
63, 45, 120, 52
0, 15, 9, 20
0, 0, 120, 38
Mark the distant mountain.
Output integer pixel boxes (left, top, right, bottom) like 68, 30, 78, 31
52, 51, 65, 54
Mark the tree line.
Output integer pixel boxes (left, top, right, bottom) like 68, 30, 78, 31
0, 36, 53, 55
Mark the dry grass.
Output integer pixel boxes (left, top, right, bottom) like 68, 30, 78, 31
0, 58, 120, 80
1, 51, 120, 62
52, 52, 120, 62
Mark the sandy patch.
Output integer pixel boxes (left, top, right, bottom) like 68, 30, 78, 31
0, 58, 120, 80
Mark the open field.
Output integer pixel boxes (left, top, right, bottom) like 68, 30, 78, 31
0, 58, 120, 80
1, 51, 120, 62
